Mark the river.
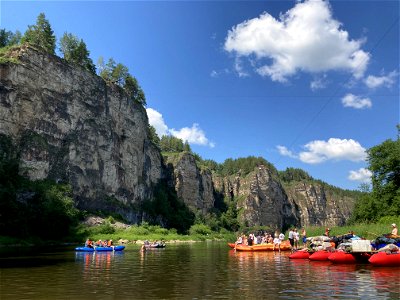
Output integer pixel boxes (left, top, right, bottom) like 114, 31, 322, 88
0, 242, 399, 299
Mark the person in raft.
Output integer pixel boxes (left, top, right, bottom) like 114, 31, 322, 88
391, 223, 398, 236
85, 238, 93, 248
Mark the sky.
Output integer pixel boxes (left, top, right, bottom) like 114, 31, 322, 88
1, 0, 399, 190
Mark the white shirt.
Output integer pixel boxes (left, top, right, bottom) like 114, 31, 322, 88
279, 233, 285, 241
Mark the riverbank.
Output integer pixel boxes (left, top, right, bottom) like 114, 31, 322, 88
1, 215, 398, 247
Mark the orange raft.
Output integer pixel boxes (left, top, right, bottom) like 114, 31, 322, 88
231, 241, 291, 251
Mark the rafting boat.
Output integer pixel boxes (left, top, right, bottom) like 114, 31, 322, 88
368, 252, 400, 267
145, 243, 166, 249
309, 250, 333, 261
75, 245, 125, 252
289, 250, 311, 259
328, 251, 356, 264
233, 241, 291, 251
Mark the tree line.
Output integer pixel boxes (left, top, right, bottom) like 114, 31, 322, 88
0, 13, 146, 105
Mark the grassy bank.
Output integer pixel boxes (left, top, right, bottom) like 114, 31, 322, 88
2, 216, 398, 247
77, 223, 236, 245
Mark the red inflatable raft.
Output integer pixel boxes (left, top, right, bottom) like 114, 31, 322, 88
309, 250, 333, 261
328, 251, 356, 264
369, 252, 400, 267
289, 250, 310, 259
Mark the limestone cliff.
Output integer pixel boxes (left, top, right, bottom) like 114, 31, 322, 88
0, 45, 162, 221
163, 152, 214, 214
284, 182, 355, 227
213, 166, 298, 229
0, 45, 357, 229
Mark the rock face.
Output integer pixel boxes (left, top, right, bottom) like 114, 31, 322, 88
214, 166, 298, 229
164, 152, 214, 214
285, 183, 355, 227
0, 46, 162, 221
0, 46, 356, 228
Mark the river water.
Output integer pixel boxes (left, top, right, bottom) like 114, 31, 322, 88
0, 242, 399, 299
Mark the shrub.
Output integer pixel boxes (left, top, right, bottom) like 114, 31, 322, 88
189, 224, 212, 236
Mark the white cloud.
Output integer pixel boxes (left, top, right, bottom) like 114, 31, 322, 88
348, 168, 372, 183
277, 138, 367, 164
234, 57, 249, 77
299, 138, 367, 164
341, 93, 372, 109
364, 70, 398, 89
146, 108, 214, 148
310, 75, 328, 91
146, 108, 169, 137
170, 124, 215, 148
277, 145, 297, 158
224, 0, 369, 82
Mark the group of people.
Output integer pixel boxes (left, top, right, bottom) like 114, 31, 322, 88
85, 238, 113, 248
288, 228, 307, 251
235, 228, 308, 251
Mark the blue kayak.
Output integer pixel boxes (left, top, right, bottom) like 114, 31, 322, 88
75, 245, 125, 252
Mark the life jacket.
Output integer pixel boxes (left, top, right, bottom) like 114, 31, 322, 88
107, 240, 112, 247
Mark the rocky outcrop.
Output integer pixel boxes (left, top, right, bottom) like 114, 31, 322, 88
0, 45, 162, 221
164, 152, 214, 214
214, 166, 298, 229
285, 182, 355, 227
0, 45, 356, 229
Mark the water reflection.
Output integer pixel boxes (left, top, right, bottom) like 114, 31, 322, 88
1, 243, 399, 299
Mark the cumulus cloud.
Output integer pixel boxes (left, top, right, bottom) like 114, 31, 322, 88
278, 138, 367, 164
364, 70, 398, 89
170, 124, 215, 148
348, 168, 372, 183
224, 0, 369, 82
310, 75, 328, 91
146, 108, 214, 148
277, 145, 297, 158
341, 93, 372, 109
299, 138, 367, 164
146, 108, 169, 137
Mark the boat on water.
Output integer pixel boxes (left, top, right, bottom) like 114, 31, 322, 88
369, 252, 400, 267
145, 243, 166, 249
231, 241, 291, 251
75, 245, 125, 252
309, 250, 333, 261
328, 251, 372, 264
289, 250, 311, 259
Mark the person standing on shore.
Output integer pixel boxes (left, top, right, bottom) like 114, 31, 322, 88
301, 228, 307, 245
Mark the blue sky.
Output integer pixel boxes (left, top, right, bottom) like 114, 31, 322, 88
2, 0, 399, 190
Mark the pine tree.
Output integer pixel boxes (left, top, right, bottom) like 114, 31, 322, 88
59, 32, 95, 73
22, 13, 56, 54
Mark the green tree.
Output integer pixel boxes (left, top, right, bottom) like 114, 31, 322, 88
368, 128, 400, 217
124, 74, 146, 105
279, 168, 312, 182
59, 32, 95, 73
160, 135, 186, 152
148, 125, 160, 147
22, 13, 56, 54
350, 126, 400, 222
0, 29, 21, 47
98, 57, 146, 106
